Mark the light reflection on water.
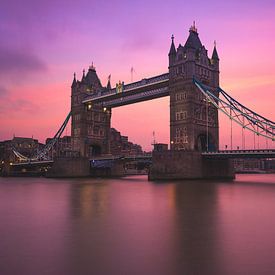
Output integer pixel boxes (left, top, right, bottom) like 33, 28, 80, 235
0, 174, 275, 275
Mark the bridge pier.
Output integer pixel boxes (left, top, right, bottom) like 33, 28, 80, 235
46, 157, 90, 178
149, 150, 235, 181
90, 160, 125, 177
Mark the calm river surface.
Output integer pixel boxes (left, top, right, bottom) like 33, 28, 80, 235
1, 174, 275, 275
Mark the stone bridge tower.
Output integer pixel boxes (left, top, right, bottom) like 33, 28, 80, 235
71, 65, 111, 157
169, 23, 220, 151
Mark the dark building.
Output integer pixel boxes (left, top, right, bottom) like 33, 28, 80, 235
0, 137, 43, 163
110, 128, 143, 156
45, 135, 72, 157
168, 23, 219, 151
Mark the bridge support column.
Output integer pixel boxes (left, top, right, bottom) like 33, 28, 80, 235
202, 157, 235, 180
46, 157, 90, 177
149, 150, 235, 180
90, 160, 125, 177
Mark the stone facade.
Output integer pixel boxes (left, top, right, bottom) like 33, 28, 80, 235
149, 24, 235, 180
71, 65, 111, 157
149, 150, 234, 180
169, 23, 219, 152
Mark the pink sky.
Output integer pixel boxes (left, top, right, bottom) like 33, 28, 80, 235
1, 0, 275, 151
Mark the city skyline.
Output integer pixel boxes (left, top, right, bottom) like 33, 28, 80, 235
1, 0, 275, 151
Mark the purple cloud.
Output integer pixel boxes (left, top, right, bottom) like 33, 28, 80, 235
0, 46, 47, 77
0, 97, 40, 116
0, 86, 8, 98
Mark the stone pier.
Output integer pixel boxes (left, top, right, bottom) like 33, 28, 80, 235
149, 150, 235, 180
46, 157, 90, 178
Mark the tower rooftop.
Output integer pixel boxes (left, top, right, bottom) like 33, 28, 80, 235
184, 22, 202, 50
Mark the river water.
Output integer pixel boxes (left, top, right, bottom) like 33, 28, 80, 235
0, 174, 275, 275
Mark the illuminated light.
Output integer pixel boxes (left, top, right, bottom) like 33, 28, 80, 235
9, 162, 13, 166
87, 104, 92, 110
171, 141, 174, 144
103, 107, 107, 112
1, 161, 4, 164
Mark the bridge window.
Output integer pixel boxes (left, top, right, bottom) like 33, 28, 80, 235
175, 133, 188, 144
176, 111, 187, 120
176, 92, 187, 101
74, 128, 80, 137
74, 114, 81, 121
93, 127, 99, 136
183, 134, 188, 143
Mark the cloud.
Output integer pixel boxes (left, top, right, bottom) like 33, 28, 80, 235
0, 46, 47, 78
0, 97, 40, 117
0, 86, 8, 98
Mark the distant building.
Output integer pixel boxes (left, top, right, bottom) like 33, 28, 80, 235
45, 135, 72, 157
0, 137, 43, 163
110, 128, 143, 156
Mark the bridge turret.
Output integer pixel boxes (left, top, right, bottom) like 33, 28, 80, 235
81, 69, 86, 82
169, 24, 220, 152
106, 74, 111, 90
168, 34, 176, 66
71, 72, 77, 88
84, 64, 102, 89
71, 64, 111, 158
211, 41, 220, 87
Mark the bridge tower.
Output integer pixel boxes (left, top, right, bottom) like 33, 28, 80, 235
169, 23, 220, 151
71, 65, 111, 157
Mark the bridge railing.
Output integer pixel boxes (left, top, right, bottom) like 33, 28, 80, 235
84, 73, 169, 102
194, 78, 275, 141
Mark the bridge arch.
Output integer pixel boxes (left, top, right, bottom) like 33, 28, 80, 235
195, 132, 217, 152
89, 144, 102, 157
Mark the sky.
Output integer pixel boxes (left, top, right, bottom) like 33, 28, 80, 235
0, 0, 275, 151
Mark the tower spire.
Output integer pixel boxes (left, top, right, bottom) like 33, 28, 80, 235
169, 34, 176, 56
81, 69, 86, 82
212, 40, 219, 60
89, 62, 95, 70
107, 74, 111, 90
71, 72, 77, 87
190, 21, 198, 33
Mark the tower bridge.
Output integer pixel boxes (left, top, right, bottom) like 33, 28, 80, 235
8, 23, 275, 179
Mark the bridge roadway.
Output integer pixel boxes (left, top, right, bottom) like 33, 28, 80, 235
90, 155, 152, 168
82, 73, 169, 108
202, 149, 275, 159
10, 150, 275, 167
90, 150, 275, 167
11, 160, 54, 166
